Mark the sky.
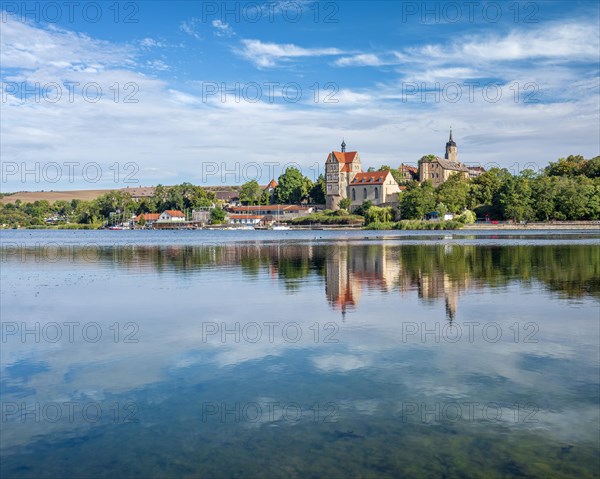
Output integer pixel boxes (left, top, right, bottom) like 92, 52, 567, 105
1, 0, 599, 191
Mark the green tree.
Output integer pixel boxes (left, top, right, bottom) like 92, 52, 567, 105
309, 174, 326, 204
531, 176, 557, 221
496, 175, 534, 221
545, 155, 586, 177
434, 202, 448, 218
582, 156, 600, 178
52, 200, 71, 216
239, 180, 261, 205
75, 200, 101, 224
339, 198, 352, 211
259, 188, 271, 205
355, 200, 373, 216
210, 207, 226, 224
436, 173, 470, 213
469, 168, 512, 207
96, 190, 133, 218
365, 206, 393, 224
399, 181, 436, 219
275, 167, 307, 204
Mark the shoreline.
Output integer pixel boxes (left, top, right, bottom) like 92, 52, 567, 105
465, 222, 600, 230
4, 222, 599, 232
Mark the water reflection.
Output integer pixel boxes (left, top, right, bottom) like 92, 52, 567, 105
1, 239, 599, 478
5, 241, 597, 319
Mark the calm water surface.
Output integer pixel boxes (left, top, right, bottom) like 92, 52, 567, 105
1, 230, 599, 478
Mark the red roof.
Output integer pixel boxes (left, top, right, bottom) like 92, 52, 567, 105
265, 179, 278, 189
135, 213, 160, 221
228, 214, 263, 219
163, 210, 185, 217
231, 205, 309, 212
350, 171, 392, 185
331, 151, 358, 163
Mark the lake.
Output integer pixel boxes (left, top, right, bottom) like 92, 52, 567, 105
1, 229, 599, 478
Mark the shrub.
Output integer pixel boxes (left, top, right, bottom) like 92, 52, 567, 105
456, 209, 476, 224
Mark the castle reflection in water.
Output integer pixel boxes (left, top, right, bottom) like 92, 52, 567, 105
324, 243, 478, 321
14, 240, 595, 321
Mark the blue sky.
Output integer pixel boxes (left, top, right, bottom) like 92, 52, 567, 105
1, 1, 599, 190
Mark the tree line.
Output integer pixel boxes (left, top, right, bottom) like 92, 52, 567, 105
0, 183, 217, 227
1, 155, 598, 228
398, 155, 599, 221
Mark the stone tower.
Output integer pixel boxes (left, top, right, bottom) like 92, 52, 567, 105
445, 128, 457, 162
325, 140, 362, 210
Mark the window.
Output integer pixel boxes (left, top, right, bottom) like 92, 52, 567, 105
375, 188, 379, 200
363, 188, 367, 199
431, 173, 434, 178
327, 184, 332, 191
327, 174, 331, 181
352, 189, 356, 201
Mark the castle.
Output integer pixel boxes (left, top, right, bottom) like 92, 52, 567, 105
325, 140, 400, 210
325, 130, 481, 210
417, 130, 470, 188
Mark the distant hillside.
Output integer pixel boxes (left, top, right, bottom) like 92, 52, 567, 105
0, 189, 115, 204
0, 185, 243, 204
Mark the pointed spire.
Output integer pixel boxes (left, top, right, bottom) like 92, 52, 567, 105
446, 127, 456, 147
341, 139, 346, 152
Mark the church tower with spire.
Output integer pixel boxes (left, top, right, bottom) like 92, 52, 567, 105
325, 140, 362, 210
445, 128, 458, 162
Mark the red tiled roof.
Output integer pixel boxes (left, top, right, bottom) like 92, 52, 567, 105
228, 214, 263, 219
135, 213, 160, 221
350, 171, 392, 185
265, 179, 278, 188
330, 151, 358, 163
231, 205, 309, 212
163, 210, 185, 217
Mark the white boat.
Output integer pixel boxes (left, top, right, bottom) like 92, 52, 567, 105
272, 225, 290, 230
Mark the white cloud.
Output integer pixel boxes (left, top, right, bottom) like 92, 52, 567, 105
1, 16, 598, 192
146, 59, 170, 71
139, 37, 166, 48
334, 52, 405, 67
334, 54, 386, 67
0, 17, 134, 71
236, 39, 346, 67
334, 22, 599, 79
179, 18, 202, 40
450, 23, 599, 62
212, 19, 235, 38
